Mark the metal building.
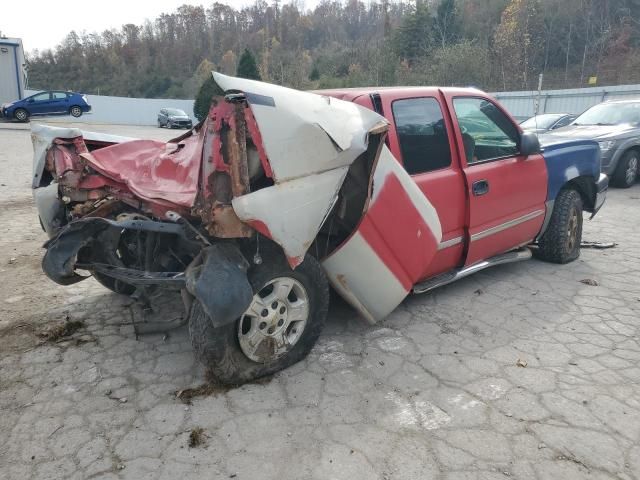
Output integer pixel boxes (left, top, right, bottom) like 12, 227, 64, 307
0, 37, 26, 105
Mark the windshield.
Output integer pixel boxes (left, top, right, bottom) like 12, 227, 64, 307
520, 114, 564, 129
166, 108, 187, 116
574, 102, 640, 126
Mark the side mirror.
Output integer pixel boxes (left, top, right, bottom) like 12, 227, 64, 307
520, 131, 541, 156
27, 98, 34, 103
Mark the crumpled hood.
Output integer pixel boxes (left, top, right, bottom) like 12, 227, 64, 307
31, 124, 136, 189
543, 123, 639, 141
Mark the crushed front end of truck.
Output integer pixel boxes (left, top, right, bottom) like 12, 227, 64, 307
32, 73, 407, 383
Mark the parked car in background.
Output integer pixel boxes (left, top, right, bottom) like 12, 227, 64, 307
520, 113, 577, 133
541, 100, 640, 188
1, 91, 91, 122
157, 108, 193, 129
32, 74, 606, 384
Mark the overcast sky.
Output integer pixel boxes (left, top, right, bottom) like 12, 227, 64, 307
3, 0, 307, 53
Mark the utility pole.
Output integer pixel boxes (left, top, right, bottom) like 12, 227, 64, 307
534, 73, 544, 115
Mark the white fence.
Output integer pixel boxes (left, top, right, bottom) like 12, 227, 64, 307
24, 83, 640, 126
493, 84, 640, 120
24, 89, 195, 126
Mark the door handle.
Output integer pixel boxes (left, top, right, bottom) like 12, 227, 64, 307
472, 180, 489, 196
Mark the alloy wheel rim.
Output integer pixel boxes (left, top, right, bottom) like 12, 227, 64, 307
16, 111, 26, 120
626, 156, 638, 185
71, 107, 81, 116
238, 277, 309, 363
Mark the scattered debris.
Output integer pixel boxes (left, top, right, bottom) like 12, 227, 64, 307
474, 288, 484, 295
516, 358, 528, 368
580, 241, 616, 249
569, 360, 578, 366
38, 320, 85, 342
188, 427, 205, 448
176, 384, 228, 404
176, 375, 273, 404
579, 279, 599, 286
8, 257, 17, 265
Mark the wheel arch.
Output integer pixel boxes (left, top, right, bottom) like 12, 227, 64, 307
565, 175, 597, 212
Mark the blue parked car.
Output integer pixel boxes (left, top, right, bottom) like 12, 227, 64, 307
1, 90, 91, 122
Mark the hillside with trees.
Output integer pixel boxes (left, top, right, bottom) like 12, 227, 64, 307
25, 0, 640, 99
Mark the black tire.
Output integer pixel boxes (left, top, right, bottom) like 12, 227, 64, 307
69, 106, 83, 118
92, 271, 136, 295
536, 189, 583, 264
14, 108, 29, 122
188, 251, 329, 385
611, 150, 639, 188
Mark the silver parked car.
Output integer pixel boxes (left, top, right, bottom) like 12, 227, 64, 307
520, 113, 577, 133
157, 108, 193, 129
541, 100, 640, 188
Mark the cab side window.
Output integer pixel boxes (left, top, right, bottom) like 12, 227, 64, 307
392, 97, 452, 175
52, 92, 67, 100
453, 97, 519, 164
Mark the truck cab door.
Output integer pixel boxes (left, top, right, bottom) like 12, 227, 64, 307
443, 95, 547, 266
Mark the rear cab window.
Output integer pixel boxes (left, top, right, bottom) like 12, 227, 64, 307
391, 97, 452, 175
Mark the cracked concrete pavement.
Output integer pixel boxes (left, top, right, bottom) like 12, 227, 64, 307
1, 122, 639, 480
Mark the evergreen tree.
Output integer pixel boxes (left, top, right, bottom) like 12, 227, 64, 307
392, 1, 434, 64
309, 66, 320, 81
236, 49, 262, 80
193, 75, 223, 121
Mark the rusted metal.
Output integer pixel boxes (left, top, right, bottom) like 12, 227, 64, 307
197, 98, 253, 239
208, 205, 253, 238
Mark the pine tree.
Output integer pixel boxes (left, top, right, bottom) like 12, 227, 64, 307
309, 66, 320, 81
236, 49, 262, 80
193, 75, 223, 121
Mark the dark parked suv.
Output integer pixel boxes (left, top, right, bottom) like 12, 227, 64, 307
542, 100, 640, 188
157, 108, 193, 129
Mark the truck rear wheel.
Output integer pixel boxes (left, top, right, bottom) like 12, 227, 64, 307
188, 251, 329, 385
536, 189, 583, 264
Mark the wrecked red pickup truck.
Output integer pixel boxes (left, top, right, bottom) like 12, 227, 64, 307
32, 73, 607, 383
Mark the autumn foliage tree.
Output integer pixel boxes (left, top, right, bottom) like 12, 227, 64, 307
24, 0, 640, 96
493, 0, 544, 90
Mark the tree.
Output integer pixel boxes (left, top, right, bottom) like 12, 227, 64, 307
193, 75, 223, 121
309, 65, 320, 80
392, 0, 434, 64
493, 0, 544, 89
236, 48, 262, 80
434, 0, 461, 48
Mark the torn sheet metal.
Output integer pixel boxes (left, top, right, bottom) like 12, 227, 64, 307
214, 72, 389, 265
213, 72, 388, 183
322, 147, 442, 323
31, 124, 135, 189
232, 166, 350, 265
